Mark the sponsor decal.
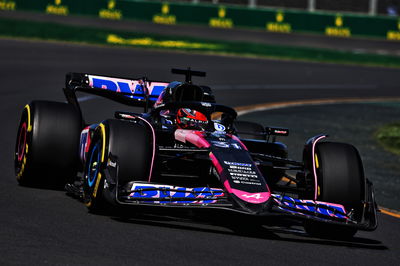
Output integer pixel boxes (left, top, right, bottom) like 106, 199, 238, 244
224, 161, 252, 167
129, 184, 224, 204
0, 0, 15, 11
46, 0, 68, 16
387, 19, 400, 41
119, 113, 136, 119
99, 0, 122, 20
231, 143, 242, 150
266, 11, 291, 33
211, 141, 241, 150
107, 158, 116, 168
269, 127, 289, 136
201, 102, 212, 107
87, 75, 167, 99
211, 141, 229, 149
153, 3, 176, 25
214, 123, 226, 132
209, 6, 233, 29
275, 130, 286, 134
241, 193, 264, 200
104, 179, 109, 189
224, 161, 261, 186
325, 15, 351, 37
273, 194, 347, 219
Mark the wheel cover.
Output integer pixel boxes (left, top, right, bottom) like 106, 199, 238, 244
16, 122, 27, 163
15, 106, 31, 179
87, 142, 101, 187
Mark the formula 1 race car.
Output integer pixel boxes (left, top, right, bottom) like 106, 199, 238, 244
14, 68, 377, 238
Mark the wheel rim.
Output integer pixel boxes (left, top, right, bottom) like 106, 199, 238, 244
16, 122, 27, 163
87, 142, 101, 187
15, 119, 28, 178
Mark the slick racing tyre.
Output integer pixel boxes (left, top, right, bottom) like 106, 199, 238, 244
233, 120, 265, 140
14, 101, 82, 187
304, 142, 365, 239
83, 119, 153, 211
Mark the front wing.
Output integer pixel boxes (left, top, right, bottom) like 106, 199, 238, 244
112, 180, 377, 231
101, 151, 377, 231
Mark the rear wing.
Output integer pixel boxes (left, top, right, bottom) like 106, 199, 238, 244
64, 72, 169, 110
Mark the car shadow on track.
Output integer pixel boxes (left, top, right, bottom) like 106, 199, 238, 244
103, 206, 387, 250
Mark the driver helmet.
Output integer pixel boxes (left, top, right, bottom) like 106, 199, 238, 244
176, 108, 208, 130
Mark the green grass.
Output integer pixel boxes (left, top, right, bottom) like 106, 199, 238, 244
1, 17, 400, 68
375, 123, 400, 155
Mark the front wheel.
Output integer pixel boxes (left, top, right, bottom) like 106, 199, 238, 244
304, 142, 365, 239
83, 119, 153, 211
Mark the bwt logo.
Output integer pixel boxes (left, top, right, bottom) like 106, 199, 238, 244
276, 195, 348, 219
92, 78, 143, 93
88, 75, 167, 98
130, 186, 224, 201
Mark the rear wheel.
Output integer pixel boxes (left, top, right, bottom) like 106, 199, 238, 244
304, 142, 365, 239
83, 119, 153, 211
14, 101, 82, 187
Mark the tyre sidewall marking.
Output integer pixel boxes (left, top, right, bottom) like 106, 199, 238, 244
85, 123, 107, 205
16, 105, 32, 180
93, 173, 102, 198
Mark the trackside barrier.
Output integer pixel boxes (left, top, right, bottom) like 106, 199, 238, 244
2, 0, 400, 41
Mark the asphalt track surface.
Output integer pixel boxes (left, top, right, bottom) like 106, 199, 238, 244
1, 38, 400, 265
